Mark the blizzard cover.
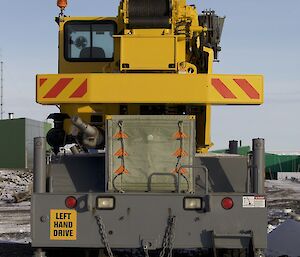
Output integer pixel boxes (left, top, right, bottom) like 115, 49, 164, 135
106, 115, 195, 192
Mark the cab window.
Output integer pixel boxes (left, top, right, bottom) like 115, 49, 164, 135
64, 21, 116, 62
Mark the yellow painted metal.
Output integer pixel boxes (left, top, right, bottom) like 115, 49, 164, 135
119, 36, 178, 70
197, 47, 214, 153
118, 0, 202, 72
37, 0, 265, 152
37, 73, 263, 105
120, 0, 202, 33
204, 47, 214, 74
203, 106, 213, 152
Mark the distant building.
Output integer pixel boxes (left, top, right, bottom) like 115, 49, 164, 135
0, 118, 51, 169
212, 146, 251, 156
265, 153, 300, 179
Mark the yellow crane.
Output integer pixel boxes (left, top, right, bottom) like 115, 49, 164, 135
32, 1, 266, 257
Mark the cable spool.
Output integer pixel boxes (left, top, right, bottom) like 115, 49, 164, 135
129, 0, 170, 17
128, 0, 171, 29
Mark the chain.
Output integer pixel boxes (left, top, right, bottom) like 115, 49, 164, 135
167, 216, 176, 257
95, 215, 114, 257
95, 214, 176, 257
159, 215, 176, 257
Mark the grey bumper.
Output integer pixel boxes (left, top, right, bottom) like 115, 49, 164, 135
31, 193, 267, 249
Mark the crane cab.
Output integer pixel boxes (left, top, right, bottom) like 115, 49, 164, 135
57, 17, 119, 74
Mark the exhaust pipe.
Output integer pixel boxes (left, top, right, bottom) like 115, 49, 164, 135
71, 116, 104, 148
33, 137, 47, 193
228, 140, 238, 154
252, 138, 265, 194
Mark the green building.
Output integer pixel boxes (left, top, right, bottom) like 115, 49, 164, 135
265, 153, 300, 179
0, 118, 51, 169
212, 146, 251, 156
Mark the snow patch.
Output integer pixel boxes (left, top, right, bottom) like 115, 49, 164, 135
0, 170, 32, 202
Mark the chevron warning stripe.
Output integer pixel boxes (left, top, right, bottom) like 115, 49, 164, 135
233, 79, 260, 99
43, 78, 73, 98
39, 78, 48, 87
211, 79, 237, 99
211, 78, 260, 100
70, 79, 88, 98
40, 78, 88, 99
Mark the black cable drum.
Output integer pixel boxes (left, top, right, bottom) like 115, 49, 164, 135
128, 0, 170, 17
128, 0, 171, 28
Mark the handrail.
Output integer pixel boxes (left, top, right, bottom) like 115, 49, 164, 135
147, 173, 179, 192
178, 165, 209, 194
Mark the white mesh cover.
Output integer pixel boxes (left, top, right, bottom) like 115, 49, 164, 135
106, 115, 195, 192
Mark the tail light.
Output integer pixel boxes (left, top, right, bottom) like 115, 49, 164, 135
65, 196, 77, 209
221, 197, 234, 210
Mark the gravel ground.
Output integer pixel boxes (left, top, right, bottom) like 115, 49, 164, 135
0, 172, 299, 257
0, 170, 32, 203
0, 201, 31, 243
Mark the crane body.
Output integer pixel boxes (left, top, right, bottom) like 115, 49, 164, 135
32, 1, 266, 256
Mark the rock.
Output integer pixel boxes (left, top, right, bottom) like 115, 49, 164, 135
0, 170, 33, 203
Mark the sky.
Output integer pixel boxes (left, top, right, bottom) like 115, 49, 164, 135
0, 0, 299, 151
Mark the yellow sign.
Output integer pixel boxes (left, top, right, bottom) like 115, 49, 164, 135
50, 209, 77, 240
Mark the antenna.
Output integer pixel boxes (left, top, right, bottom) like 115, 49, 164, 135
0, 61, 3, 120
